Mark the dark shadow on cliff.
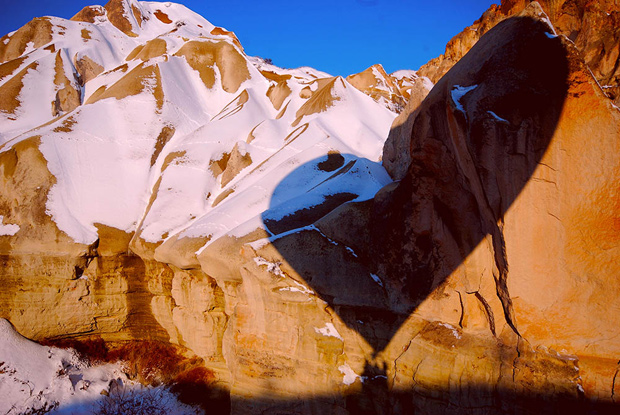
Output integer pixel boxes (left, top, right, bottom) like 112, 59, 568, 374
225, 383, 620, 415
46, 382, 620, 415
256, 14, 585, 414
265, 14, 569, 359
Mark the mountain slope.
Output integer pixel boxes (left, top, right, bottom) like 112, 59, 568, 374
0, 0, 425, 365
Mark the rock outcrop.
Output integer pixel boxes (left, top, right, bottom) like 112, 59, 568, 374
418, 0, 620, 105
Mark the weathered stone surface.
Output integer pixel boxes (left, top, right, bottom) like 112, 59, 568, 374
381, 76, 433, 180
418, 0, 620, 105
197, 9, 620, 413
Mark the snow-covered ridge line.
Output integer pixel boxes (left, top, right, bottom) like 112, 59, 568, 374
0, 0, 423, 276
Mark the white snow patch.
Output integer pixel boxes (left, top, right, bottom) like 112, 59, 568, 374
390, 69, 417, 80
23, 41, 35, 54
281, 279, 314, 295
451, 84, 478, 113
0, 319, 198, 414
0, 216, 19, 236
338, 363, 361, 386
279, 286, 304, 293
370, 273, 384, 287
253, 256, 286, 278
488, 111, 509, 123
538, 12, 558, 36
439, 322, 462, 339
314, 323, 343, 340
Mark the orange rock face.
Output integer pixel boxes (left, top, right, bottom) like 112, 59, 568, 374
418, 0, 620, 105
359, 4, 620, 412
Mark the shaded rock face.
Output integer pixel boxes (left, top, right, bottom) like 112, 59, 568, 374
250, 12, 620, 415
418, 0, 620, 105
373, 14, 571, 334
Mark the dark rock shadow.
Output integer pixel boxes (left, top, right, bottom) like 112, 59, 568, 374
252, 14, 599, 414
266, 14, 570, 357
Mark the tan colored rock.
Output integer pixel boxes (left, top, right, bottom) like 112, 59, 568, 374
73, 55, 104, 85
381, 76, 433, 180
0, 56, 27, 84
103, 0, 139, 37
221, 142, 253, 187
174, 40, 250, 93
153, 9, 172, 24
0, 17, 53, 63
263, 71, 292, 111
418, 0, 620, 105
71, 5, 106, 24
125, 38, 167, 62
85, 62, 163, 110
0, 61, 37, 115
346, 64, 405, 111
363, 7, 620, 410
292, 77, 341, 126
194, 9, 619, 412
210, 27, 244, 51
166, 266, 227, 360
52, 51, 81, 116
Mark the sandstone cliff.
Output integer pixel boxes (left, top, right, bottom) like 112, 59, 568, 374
0, 0, 619, 414
418, 0, 620, 106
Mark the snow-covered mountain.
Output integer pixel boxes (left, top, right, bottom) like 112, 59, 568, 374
0, 1, 432, 411
0, 0, 427, 256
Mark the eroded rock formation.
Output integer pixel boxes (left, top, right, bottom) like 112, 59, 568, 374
0, 0, 619, 414
418, 0, 620, 105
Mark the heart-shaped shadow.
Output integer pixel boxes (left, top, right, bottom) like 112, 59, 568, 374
261, 15, 569, 396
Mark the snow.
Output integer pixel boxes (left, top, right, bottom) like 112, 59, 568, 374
0, 216, 19, 236
314, 323, 343, 340
370, 273, 384, 287
438, 322, 462, 339
338, 363, 361, 385
537, 11, 558, 36
0, 319, 198, 415
0, 0, 398, 292
488, 110, 508, 123
451, 84, 478, 113
390, 69, 417, 80
279, 278, 314, 295
253, 256, 286, 278
545, 32, 558, 39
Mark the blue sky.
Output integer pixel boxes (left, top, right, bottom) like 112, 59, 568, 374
2, 0, 497, 76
